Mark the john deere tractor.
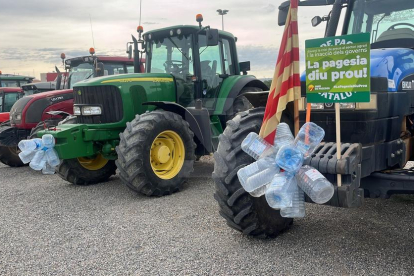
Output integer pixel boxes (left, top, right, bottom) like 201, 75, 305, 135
213, 0, 414, 238
40, 16, 268, 195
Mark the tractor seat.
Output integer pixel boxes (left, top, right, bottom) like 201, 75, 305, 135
376, 28, 414, 42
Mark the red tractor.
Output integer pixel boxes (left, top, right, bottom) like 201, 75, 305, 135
0, 53, 142, 167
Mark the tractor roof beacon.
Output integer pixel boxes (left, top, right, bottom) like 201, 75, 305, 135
39, 16, 269, 195
0, 52, 137, 168
213, 0, 414, 238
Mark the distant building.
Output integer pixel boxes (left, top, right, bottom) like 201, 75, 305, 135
40, 72, 68, 82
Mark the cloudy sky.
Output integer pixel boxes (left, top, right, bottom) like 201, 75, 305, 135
0, 0, 334, 79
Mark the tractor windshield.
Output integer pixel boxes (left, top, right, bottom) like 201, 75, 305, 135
0, 80, 19, 87
67, 63, 94, 89
148, 34, 194, 79
67, 62, 128, 88
348, 0, 414, 47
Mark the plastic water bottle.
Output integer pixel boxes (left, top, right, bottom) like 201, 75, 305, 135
42, 134, 55, 148
241, 132, 278, 160
29, 150, 46, 171
18, 138, 42, 152
244, 163, 280, 197
280, 181, 306, 218
238, 157, 276, 189
265, 173, 296, 209
42, 163, 56, 175
297, 165, 334, 204
249, 183, 270, 197
294, 122, 325, 156
275, 145, 304, 173
45, 149, 60, 167
18, 150, 37, 164
274, 123, 294, 148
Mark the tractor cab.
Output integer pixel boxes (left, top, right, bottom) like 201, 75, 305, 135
0, 74, 34, 88
144, 19, 246, 109
64, 52, 136, 89
346, 0, 414, 49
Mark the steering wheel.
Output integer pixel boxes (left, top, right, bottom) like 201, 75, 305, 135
164, 60, 188, 74
387, 23, 414, 30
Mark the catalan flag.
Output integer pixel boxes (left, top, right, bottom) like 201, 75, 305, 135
259, 0, 301, 144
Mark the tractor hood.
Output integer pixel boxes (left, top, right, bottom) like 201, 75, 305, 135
301, 48, 414, 92
73, 73, 175, 87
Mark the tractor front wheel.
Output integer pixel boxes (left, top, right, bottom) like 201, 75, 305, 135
55, 116, 117, 185
213, 107, 293, 238
0, 146, 24, 167
57, 155, 117, 185
116, 110, 196, 196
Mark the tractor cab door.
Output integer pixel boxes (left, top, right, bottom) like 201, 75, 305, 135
148, 34, 196, 107
198, 34, 236, 110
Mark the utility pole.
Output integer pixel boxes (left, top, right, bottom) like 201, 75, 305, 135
216, 9, 229, 31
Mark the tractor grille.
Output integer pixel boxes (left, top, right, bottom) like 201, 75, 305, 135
74, 85, 123, 124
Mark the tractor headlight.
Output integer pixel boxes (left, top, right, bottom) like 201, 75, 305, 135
73, 106, 81, 115
81, 106, 102, 115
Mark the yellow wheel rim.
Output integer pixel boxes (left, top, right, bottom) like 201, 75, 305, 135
78, 154, 108, 171
150, 130, 185, 179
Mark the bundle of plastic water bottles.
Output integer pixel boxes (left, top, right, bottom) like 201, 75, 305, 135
237, 122, 335, 218
18, 134, 60, 174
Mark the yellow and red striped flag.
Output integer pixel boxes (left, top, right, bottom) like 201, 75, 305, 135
259, 0, 301, 144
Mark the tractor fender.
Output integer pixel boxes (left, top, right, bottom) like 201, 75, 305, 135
142, 101, 210, 154
220, 76, 268, 114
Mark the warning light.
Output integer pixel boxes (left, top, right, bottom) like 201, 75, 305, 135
196, 14, 203, 23
60, 53, 66, 60
89, 47, 95, 55
137, 25, 144, 33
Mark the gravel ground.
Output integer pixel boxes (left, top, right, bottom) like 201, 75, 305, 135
0, 158, 413, 275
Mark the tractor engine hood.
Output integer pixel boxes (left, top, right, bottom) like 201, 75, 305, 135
73, 73, 175, 87
300, 48, 414, 92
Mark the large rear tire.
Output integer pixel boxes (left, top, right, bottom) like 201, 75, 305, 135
55, 117, 117, 185
213, 107, 293, 238
116, 110, 196, 196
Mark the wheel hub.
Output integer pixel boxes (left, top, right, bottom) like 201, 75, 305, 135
150, 130, 185, 179
153, 145, 171, 164
77, 154, 108, 171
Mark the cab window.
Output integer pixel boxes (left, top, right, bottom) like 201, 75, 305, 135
222, 39, 234, 75
4, 93, 22, 112
198, 34, 223, 88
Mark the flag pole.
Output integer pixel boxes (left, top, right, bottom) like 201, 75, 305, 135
294, 100, 300, 135
335, 103, 342, 187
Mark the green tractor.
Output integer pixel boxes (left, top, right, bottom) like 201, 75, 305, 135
40, 15, 268, 195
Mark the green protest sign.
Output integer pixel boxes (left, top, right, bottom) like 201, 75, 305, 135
305, 33, 370, 103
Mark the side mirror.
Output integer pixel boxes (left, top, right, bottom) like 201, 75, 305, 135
239, 61, 250, 75
311, 16, 323, 27
127, 45, 132, 59
96, 62, 105, 77
206, 28, 219, 46
278, 1, 290, 26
